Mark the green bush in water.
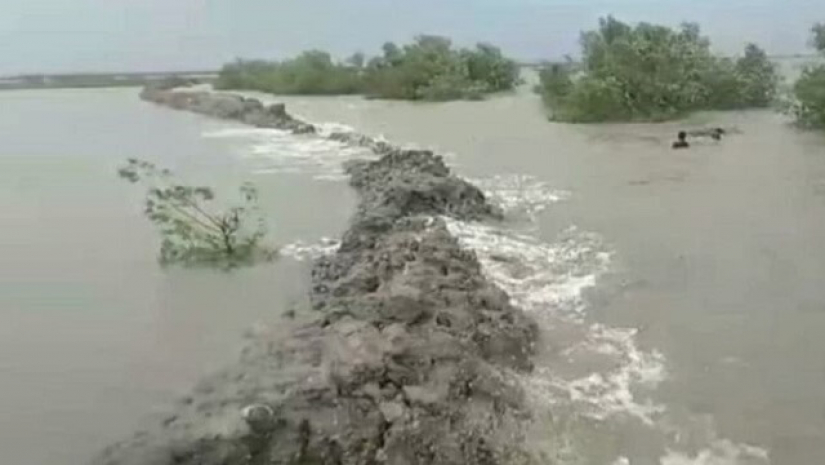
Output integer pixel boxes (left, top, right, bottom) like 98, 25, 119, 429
215, 50, 363, 95
363, 36, 520, 101
538, 17, 780, 122
790, 64, 825, 129
734, 44, 781, 107
118, 159, 275, 268
537, 63, 574, 106
788, 23, 825, 129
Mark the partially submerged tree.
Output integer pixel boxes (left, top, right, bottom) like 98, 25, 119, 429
538, 17, 780, 122
788, 23, 825, 129
790, 66, 825, 129
734, 44, 780, 107
215, 51, 363, 95
363, 36, 520, 101
118, 159, 275, 267
811, 23, 825, 53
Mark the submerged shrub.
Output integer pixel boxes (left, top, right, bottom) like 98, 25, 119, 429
215, 51, 362, 95
538, 17, 780, 122
790, 64, 825, 129
118, 159, 275, 268
788, 23, 825, 129
364, 36, 519, 101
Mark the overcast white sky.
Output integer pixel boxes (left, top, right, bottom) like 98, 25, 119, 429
0, 0, 822, 74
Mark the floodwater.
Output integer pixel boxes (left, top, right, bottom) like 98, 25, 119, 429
0, 88, 356, 464
1, 73, 825, 464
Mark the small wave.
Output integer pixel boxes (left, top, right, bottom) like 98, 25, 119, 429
445, 221, 608, 318
661, 440, 769, 465
202, 127, 278, 139
203, 125, 374, 181
280, 238, 340, 261
314, 121, 356, 136
471, 174, 570, 221
454, 174, 770, 462
547, 323, 667, 424
445, 218, 665, 425
445, 174, 666, 424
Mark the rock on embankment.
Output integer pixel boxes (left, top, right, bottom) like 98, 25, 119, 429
99, 84, 541, 465
140, 81, 316, 134
139, 81, 417, 159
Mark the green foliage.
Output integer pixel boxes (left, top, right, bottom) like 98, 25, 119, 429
538, 17, 780, 122
463, 43, 521, 92
118, 159, 275, 268
734, 44, 781, 107
788, 24, 825, 129
786, 24, 825, 129
789, 63, 825, 129
364, 36, 520, 100
811, 23, 825, 53
216, 37, 520, 101
215, 51, 362, 95
536, 63, 577, 116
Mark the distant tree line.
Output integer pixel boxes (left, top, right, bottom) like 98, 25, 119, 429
536, 17, 780, 122
215, 36, 520, 101
214, 22, 825, 128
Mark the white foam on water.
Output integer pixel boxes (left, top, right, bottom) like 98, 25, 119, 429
454, 174, 770, 462
203, 127, 277, 139
551, 324, 667, 425
471, 174, 571, 221
203, 126, 374, 181
661, 440, 769, 465
314, 121, 356, 136
444, 221, 608, 318
280, 238, 340, 261
443, 212, 665, 426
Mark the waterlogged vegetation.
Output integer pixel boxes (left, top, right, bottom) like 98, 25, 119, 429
204, 20, 825, 127
118, 159, 275, 268
788, 23, 825, 129
362, 37, 520, 100
537, 17, 780, 122
215, 51, 362, 95
215, 36, 520, 101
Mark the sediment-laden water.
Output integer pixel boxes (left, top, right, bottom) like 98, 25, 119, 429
2, 70, 825, 464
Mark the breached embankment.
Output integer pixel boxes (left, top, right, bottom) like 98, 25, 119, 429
139, 81, 396, 155
94, 85, 542, 464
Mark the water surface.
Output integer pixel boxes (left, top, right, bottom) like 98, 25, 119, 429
268, 84, 825, 464
0, 88, 355, 464
3, 76, 825, 465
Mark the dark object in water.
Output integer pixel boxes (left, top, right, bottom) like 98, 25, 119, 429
672, 131, 690, 149
687, 127, 726, 141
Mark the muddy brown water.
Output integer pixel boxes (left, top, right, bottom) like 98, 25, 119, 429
270, 87, 825, 464
2, 77, 825, 464
0, 88, 355, 464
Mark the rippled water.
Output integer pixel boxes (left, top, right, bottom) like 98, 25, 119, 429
0, 88, 355, 464
2, 75, 825, 464
262, 81, 825, 464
